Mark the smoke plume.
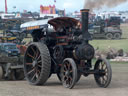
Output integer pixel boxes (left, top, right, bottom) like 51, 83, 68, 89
84, 0, 127, 11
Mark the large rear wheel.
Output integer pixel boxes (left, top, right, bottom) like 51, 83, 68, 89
94, 58, 112, 88
61, 58, 77, 89
24, 42, 51, 85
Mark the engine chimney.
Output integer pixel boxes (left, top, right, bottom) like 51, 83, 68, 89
74, 9, 94, 60
80, 9, 91, 41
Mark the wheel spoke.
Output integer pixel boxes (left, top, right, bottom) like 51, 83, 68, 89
65, 62, 69, 69
67, 63, 71, 70
31, 73, 36, 81
27, 53, 35, 59
36, 72, 39, 79
27, 68, 35, 75
63, 75, 68, 81
64, 64, 68, 70
69, 76, 73, 82
105, 72, 108, 76
101, 62, 105, 69
70, 70, 73, 73
100, 77, 103, 84
26, 63, 32, 65
103, 76, 107, 81
105, 67, 108, 72
31, 47, 36, 58
36, 49, 39, 59
63, 70, 66, 74
37, 69, 41, 74
102, 77, 106, 84
37, 55, 41, 60
65, 78, 69, 85
38, 64, 42, 68
69, 76, 73, 85
99, 63, 102, 69
38, 60, 42, 64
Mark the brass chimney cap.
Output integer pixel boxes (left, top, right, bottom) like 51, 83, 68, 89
80, 9, 89, 12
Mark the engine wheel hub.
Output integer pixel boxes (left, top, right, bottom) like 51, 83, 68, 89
32, 60, 38, 67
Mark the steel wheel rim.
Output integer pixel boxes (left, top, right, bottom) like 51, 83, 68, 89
61, 60, 74, 88
24, 45, 42, 83
94, 59, 111, 87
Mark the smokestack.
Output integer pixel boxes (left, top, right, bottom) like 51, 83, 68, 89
5, 0, 8, 13
84, 0, 128, 11
80, 9, 91, 41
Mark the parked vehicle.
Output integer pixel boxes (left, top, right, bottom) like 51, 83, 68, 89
89, 25, 122, 39
5, 24, 28, 39
89, 17, 122, 39
0, 43, 24, 80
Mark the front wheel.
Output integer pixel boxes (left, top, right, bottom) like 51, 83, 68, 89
61, 58, 77, 89
94, 58, 112, 88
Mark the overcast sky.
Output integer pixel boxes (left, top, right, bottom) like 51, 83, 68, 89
0, 0, 128, 13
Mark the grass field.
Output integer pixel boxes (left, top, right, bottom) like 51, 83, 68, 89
90, 39, 128, 52
0, 30, 3, 34
90, 23, 128, 52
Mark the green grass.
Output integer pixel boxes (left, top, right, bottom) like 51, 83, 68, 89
0, 30, 3, 33
110, 61, 128, 64
90, 39, 128, 52
24, 37, 32, 44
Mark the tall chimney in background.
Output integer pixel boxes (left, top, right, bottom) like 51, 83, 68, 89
5, 0, 8, 13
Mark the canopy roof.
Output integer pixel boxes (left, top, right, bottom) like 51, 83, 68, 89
48, 17, 79, 30
20, 17, 79, 31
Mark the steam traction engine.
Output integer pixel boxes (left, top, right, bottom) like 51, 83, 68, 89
22, 9, 112, 89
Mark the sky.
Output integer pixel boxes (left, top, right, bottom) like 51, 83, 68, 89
0, 0, 128, 13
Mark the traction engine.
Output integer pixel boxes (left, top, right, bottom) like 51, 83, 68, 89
23, 9, 112, 89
